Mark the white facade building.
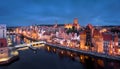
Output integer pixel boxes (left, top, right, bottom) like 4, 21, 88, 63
0, 24, 6, 38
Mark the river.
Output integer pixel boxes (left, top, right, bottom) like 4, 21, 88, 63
0, 35, 120, 69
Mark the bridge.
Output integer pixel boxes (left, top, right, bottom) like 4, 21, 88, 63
7, 31, 17, 35
13, 41, 46, 50
7, 32, 120, 61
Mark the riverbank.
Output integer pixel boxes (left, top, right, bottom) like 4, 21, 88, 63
45, 43, 120, 61
0, 49, 19, 65
0, 56, 19, 65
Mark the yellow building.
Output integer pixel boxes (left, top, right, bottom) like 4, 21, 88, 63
80, 31, 86, 50
80, 24, 104, 53
93, 29, 104, 53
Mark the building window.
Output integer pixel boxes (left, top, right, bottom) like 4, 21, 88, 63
0, 42, 4, 47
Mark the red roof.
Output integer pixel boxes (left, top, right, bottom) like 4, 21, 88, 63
86, 24, 93, 29
102, 33, 112, 41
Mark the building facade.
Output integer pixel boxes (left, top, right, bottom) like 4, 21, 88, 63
0, 24, 8, 59
0, 24, 6, 38
80, 24, 120, 55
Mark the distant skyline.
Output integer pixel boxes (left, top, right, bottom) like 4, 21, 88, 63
0, 0, 120, 26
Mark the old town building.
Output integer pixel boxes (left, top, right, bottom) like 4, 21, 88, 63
64, 18, 80, 30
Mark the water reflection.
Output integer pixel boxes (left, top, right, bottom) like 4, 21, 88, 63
5, 35, 120, 69
44, 46, 120, 69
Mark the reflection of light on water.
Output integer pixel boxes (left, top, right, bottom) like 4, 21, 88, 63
85, 56, 88, 59
92, 58, 94, 61
97, 59, 104, 67
61, 51, 64, 54
7, 34, 118, 69
80, 55, 85, 63
53, 48, 56, 52
47, 46, 50, 51
11, 50, 19, 56
80, 56, 83, 60
33, 51, 37, 53
70, 54, 73, 57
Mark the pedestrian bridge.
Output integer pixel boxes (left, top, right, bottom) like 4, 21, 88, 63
14, 41, 46, 50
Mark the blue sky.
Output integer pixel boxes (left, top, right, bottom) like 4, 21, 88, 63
0, 0, 120, 26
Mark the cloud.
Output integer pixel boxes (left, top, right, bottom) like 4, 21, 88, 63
0, 0, 120, 26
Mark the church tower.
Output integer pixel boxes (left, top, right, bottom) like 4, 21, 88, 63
73, 18, 80, 30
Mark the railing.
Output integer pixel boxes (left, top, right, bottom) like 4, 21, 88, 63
14, 41, 46, 50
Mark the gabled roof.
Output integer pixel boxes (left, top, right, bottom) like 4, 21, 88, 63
86, 24, 93, 29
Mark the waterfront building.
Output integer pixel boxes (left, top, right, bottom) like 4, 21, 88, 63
85, 24, 94, 50
102, 33, 113, 55
93, 29, 103, 53
80, 31, 86, 50
114, 33, 119, 55
0, 24, 9, 60
0, 24, 6, 38
79, 24, 120, 55
80, 24, 94, 50
0, 38, 9, 59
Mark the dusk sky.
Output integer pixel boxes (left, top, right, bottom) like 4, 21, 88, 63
0, 0, 120, 26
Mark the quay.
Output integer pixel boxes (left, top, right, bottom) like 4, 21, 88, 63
13, 34, 120, 61
45, 43, 120, 61
0, 48, 19, 65
6, 33, 120, 62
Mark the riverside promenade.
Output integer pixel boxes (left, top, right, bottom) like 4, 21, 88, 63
45, 43, 120, 61
14, 34, 120, 61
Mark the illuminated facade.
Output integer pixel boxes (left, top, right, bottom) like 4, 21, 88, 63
64, 18, 80, 29
102, 33, 112, 55
85, 24, 94, 49
80, 31, 86, 50
80, 24, 104, 53
80, 24, 94, 50
114, 33, 119, 54
64, 24, 73, 29
93, 29, 103, 53
0, 47, 9, 58
80, 25, 120, 54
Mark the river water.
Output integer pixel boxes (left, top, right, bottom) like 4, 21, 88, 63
0, 35, 120, 69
